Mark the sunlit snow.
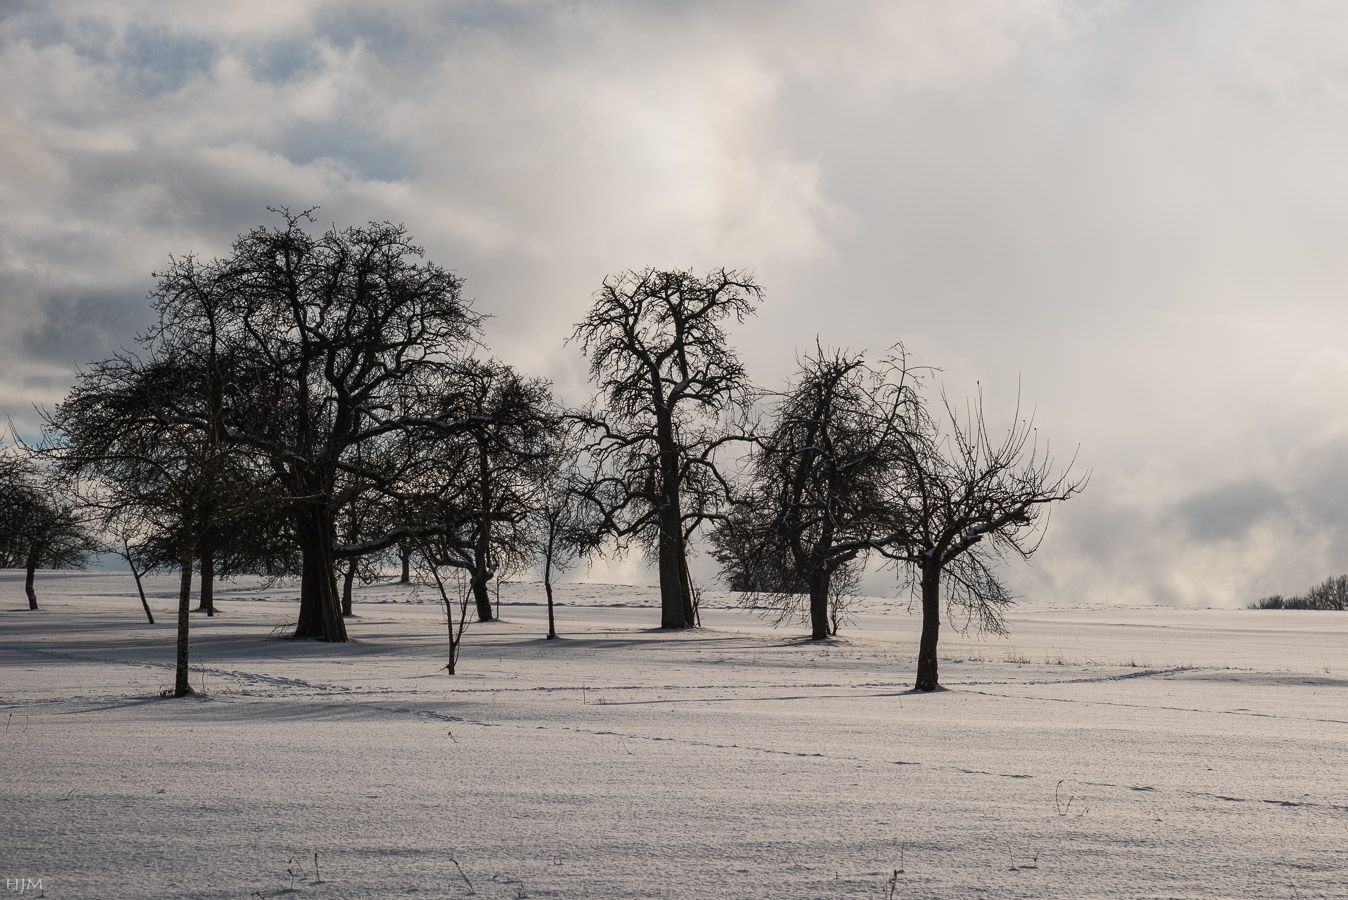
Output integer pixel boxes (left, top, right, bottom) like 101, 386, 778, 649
3, 571, 1347, 898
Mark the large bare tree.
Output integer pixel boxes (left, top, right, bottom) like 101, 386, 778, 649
147, 209, 482, 642
571, 268, 761, 629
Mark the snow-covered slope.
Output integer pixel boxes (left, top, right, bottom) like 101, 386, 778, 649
3, 571, 1346, 898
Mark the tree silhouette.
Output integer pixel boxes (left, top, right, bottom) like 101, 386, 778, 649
0, 447, 95, 610
146, 209, 482, 642
571, 268, 761, 629
713, 347, 920, 639
878, 388, 1086, 691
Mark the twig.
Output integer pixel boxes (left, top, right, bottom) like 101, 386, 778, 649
450, 858, 475, 894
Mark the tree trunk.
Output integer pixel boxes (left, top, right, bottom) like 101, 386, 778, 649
655, 462, 693, 629
24, 547, 39, 610
197, 543, 215, 617
445, 609, 458, 675
808, 567, 830, 641
657, 523, 691, 628
400, 547, 411, 584
915, 560, 942, 691
544, 552, 557, 640
293, 507, 348, 642
439, 579, 462, 676
679, 551, 699, 627
655, 412, 694, 629
342, 558, 356, 617
128, 552, 154, 624
473, 439, 496, 623
174, 550, 194, 697
471, 568, 494, 622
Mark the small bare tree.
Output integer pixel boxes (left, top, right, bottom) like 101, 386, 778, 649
43, 351, 245, 696
413, 536, 476, 675
117, 536, 155, 624
878, 388, 1085, 691
0, 446, 96, 610
530, 425, 595, 640
712, 347, 922, 639
452, 361, 558, 623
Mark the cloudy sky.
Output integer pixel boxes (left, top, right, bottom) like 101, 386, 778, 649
3, 0, 1347, 607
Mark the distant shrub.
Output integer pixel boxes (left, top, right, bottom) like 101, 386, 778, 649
1249, 575, 1348, 610
1304, 574, 1348, 610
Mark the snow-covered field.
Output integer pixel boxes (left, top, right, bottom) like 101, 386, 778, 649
3, 571, 1348, 899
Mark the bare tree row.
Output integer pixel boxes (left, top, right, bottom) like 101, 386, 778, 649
1251, 575, 1348, 610
5, 208, 1084, 693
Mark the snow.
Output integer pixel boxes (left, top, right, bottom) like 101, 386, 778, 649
3, 570, 1348, 899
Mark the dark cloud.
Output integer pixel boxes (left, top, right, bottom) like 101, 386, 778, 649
1292, 441, 1348, 528
5, 3, 113, 57
310, 7, 416, 59
18, 286, 150, 367
1176, 479, 1286, 542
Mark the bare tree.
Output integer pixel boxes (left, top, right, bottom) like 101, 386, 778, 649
571, 268, 762, 629
43, 351, 246, 696
0, 447, 96, 610
530, 425, 595, 640
1302, 575, 1348, 610
1252, 575, 1348, 610
413, 542, 475, 676
368, 360, 557, 625
453, 361, 558, 622
878, 388, 1086, 691
116, 536, 155, 624
146, 209, 482, 642
712, 347, 921, 639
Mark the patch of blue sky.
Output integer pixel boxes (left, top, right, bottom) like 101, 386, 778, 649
432, 2, 536, 35
273, 122, 417, 184
308, 4, 535, 68
117, 24, 218, 96
250, 37, 319, 85
4, 4, 116, 63
312, 7, 413, 60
